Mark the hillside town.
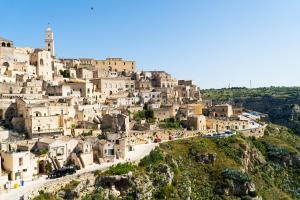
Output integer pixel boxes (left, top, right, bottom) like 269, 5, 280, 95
0, 25, 266, 196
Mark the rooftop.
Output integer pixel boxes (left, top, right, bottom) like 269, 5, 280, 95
0, 36, 13, 43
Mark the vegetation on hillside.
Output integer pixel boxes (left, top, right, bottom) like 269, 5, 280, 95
133, 109, 156, 123
71, 124, 300, 199
159, 117, 181, 129
202, 87, 300, 134
106, 163, 135, 175
33, 123, 300, 199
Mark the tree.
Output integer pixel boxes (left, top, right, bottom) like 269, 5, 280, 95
45, 162, 52, 173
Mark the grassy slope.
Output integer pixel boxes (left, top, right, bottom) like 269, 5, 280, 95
201, 87, 300, 103
144, 124, 300, 199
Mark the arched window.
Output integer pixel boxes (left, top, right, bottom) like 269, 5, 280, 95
40, 59, 44, 65
6, 43, 11, 47
3, 62, 9, 67
34, 111, 42, 117
1, 42, 6, 47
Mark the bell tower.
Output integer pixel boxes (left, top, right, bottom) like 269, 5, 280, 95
45, 23, 55, 57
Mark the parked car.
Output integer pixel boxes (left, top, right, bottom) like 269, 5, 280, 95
48, 165, 77, 179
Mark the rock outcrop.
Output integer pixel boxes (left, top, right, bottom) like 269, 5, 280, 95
215, 168, 261, 199
134, 174, 153, 200
95, 172, 135, 197
189, 148, 217, 164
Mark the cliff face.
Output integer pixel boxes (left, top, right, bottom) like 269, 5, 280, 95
33, 124, 300, 200
237, 96, 300, 133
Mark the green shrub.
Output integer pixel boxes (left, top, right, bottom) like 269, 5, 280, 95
59, 69, 70, 78
82, 130, 93, 137
222, 168, 250, 183
37, 148, 48, 156
45, 162, 52, 173
33, 190, 57, 200
154, 184, 179, 199
139, 148, 164, 167
133, 109, 155, 122
159, 117, 181, 129
107, 162, 135, 175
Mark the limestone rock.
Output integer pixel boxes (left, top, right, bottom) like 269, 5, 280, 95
156, 164, 174, 185
134, 174, 153, 200
95, 173, 135, 196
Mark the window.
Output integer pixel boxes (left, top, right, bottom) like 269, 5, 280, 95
19, 157, 23, 166
57, 148, 64, 156
107, 149, 114, 155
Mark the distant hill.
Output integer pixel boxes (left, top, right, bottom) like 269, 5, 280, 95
202, 87, 300, 134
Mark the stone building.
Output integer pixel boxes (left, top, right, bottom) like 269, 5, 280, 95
79, 58, 96, 68
206, 118, 249, 132
45, 25, 55, 57
175, 80, 201, 103
211, 104, 233, 118
76, 68, 93, 80
153, 104, 179, 121
35, 137, 78, 169
101, 113, 130, 134
0, 36, 14, 68
30, 49, 53, 82
61, 58, 80, 68
65, 81, 94, 98
74, 140, 94, 168
13, 97, 78, 138
95, 58, 136, 72
185, 115, 206, 131
151, 71, 178, 88
138, 91, 161, 104
1, 150, 37, 181
91, 77, 135, 95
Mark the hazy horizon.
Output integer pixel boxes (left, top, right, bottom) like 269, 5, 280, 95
2, 0, 300, 89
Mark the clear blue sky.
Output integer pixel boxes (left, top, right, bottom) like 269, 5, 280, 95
1, 0, 300, 89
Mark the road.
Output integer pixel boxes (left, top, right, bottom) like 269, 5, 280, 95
0, 143, 158, 200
